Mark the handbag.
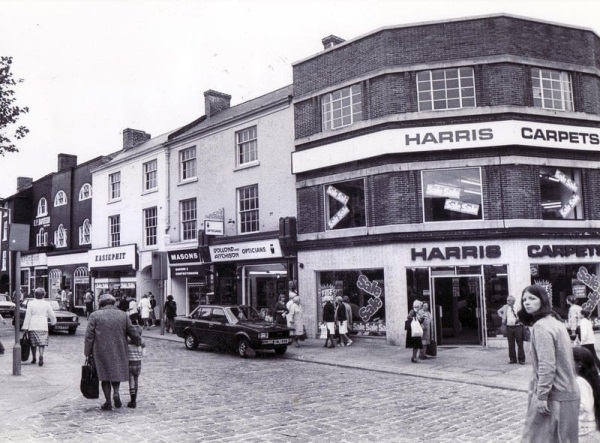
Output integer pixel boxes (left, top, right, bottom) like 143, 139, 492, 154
426, 340, 437, 357
411, 318, 424, 338
523, 326, 531, 342
319, 323, 328, 339
20, 331, 31, 362
80, 355, 99, 399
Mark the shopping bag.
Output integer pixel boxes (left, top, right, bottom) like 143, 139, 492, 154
319, 323, 328, 339
80, 356, 99, 399
20, 332, 31, 362
411, 318, 423, 338
426, 340, 438, 357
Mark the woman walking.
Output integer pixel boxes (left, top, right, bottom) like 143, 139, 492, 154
84, 293, 141, 411
22, 288, 56, 366
288, 296, 304, 347
405, 300, 424, 363
518, 284, 580, 442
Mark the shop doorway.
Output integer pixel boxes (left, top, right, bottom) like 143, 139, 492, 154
432, 275, 483, 346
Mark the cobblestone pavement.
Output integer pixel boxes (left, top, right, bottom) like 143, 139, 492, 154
0, 324, 527, 443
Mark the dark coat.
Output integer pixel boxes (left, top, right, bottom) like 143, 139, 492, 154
323, 301, 335, 322
336, 303, 347, 322
84, 305, 141, 382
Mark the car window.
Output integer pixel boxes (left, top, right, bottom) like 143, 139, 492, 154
211, 308, 227, 323
200, 308, 212, 319
241, 306, 262, 321
49, 300, 60, 310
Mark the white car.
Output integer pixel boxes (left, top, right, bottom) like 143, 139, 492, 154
0, 294, 16, 318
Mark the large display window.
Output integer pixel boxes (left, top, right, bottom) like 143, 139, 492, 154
317, 268, 385, 337
324, 179, 366, 231
539, 167, 583, 220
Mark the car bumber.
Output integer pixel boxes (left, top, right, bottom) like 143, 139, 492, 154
14, 299, 80, 335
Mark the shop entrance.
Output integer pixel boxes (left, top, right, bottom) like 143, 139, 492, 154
432, 275, 483, 346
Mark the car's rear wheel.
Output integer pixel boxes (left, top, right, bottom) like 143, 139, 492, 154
237, 337, 252, 358
274, 346, 287, 356
184, 333, 199, 350
68, 327, 77, 335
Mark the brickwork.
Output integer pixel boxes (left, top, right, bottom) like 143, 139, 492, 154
297, 186, 323, 234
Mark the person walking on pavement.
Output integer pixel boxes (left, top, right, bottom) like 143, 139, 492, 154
518, 284, 580, 442
322, 295, 336, 349
148, 293, 156, 326
118, 294, 129, 312
163, 295, 177, 333
138, 294, 152, 330
406, 300, 424, 363
127, 295, 139, 325
335, 296, 352, 347
419, 302, 432, 360
342, 295, 354, 335
273, 294, 288, 326
84, 288, 94, 320
127, 324, 145, 408
288, 296, 304, 347
567, 295, 583, 342
84, 293, 141, 411
22, 287, 57, 367
497, 295, 526, 365
572, 346, 600, 439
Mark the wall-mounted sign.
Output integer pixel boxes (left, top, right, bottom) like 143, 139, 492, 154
528, 244, 600, 259
204, 220, 224, 236
167, 249, 201, 265
411, 245, 501, 261
20, 253, 47, 267
34, 216, 50, 227
326, 185, 350, 230
171, 265, 205, 277
209, 239, 282, 262
88, 244, 137, 269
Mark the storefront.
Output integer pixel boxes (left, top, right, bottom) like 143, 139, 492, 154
299, 238, 600, 347
20, 253, 48, 297
88, 244, 138, 306
167, 248, 210, 315
46, 252, 89, 311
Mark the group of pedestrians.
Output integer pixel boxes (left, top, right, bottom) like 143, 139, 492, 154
321, 295, 353, 348
405, 300, 432, 363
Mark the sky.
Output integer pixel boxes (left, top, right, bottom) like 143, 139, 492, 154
1, 0, 600, 195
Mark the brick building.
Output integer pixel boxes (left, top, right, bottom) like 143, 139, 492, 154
291, 14, 600, 346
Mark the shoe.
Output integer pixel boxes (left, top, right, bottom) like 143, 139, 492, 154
38, 356, 43, 366
419, 355, 428, 359
113, 395, 122, 408
127, 400, 136, 409
519, 361, 526, 365
411, 358, 419, 363
101, 402, 112, 411
509, 361, 517, 364
346, 341, 352, 347
31, 359, 36, 364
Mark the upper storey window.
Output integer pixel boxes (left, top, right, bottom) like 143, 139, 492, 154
540, 167, 583, 220
179, 147, 197, 182
109, 172, 121, 201
79, 183, 92, 201
236, 126, 258, 166
422, 168, 483, 222
54, 190, 67, 207
417, 68, 476, 111
143, 159, 158, 191
37, 198, 48, 217
322, 84, 362, 131
324, 179, 366, 231
532, 68, 573, 111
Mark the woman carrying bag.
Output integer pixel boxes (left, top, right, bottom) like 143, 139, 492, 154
406, 300, 425, 363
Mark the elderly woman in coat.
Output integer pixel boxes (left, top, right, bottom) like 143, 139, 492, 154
84, 293, 141, 411
22, 287, 57, 366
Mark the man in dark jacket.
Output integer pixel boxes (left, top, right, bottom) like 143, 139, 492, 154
322, 295, 336, 348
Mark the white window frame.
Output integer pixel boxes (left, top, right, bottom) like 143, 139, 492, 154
238, 184, 259, 234
54, 190, 67, 207
109, 215, 120, 247
79, 183, 92, 201
417, 67, 476, 112
109, 172, 121, 201
143, 159, 158, 191
1, 251, 6, 271
2, 220, 7, 241
179, 147, 197, 182
322, 84, 362, 131
37, 198, 48, 217
36, 227, 48, 247
236, 126, 258, 166
180, 199, 197, 241
144, 206, 158, 247
79, 219, 91, 245
54, 224, 67, 248
532, 68, 574, 111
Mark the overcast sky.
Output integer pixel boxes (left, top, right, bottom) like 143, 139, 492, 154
1, 0, 600, 195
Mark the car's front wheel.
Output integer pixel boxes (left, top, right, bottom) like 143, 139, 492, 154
237, 337, 252, 358
184, 333, 199, 350
274, 346, 287, 356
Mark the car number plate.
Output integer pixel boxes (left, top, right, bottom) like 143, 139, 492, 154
54, 325, 68, 329
274, 339, 290, 344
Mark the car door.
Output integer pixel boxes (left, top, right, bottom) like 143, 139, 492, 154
207, 307, 234, 348
191, 307, 212, 345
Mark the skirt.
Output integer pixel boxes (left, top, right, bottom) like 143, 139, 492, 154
29, 330, 49, 347
337, 320, 348, 335
521, 393, 579, 443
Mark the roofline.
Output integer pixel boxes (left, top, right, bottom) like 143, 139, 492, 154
292, 13, 598, 66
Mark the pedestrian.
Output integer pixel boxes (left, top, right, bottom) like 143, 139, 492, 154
127, 324, 145, 408
406, 300, 424, 363
127, 295, 139, 325
322, 295, 336, 349
118, 294, 129, 312
0, 312, 6, 355
335, 295, 351, 346
138, 294, 152, 330
288, 296, 304, 348
149, 294, 156, 326
573, 346, 600, 439
163, 295, 177, 333
568, 295, 583, 342
273, 294, 287, 326
419, 302, 432, 360
84, 288, 94, 319
342, 295, 354, 335
518, 284, 580, 442
580, 309, 600, 370
497, 295, 526, 365
22, 287, 57, 367
84, 293, 141, 411
285, 296, 295, 328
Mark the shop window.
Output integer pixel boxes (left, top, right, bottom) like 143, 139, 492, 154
484, 265, 509, 338
417, 67, 476, 111
324, 179, 366, 230
109, 215, 120, 246
179, 147, 197, 182
422, 167, 483, 222
143, 159, 158, 191
144, 206, 158, 246
109, 172, 121, 201
532, 68, 573, 111
180, 198, 197, 241
238, 185, 259, 234
54, 224, 67, 248
37, 197, 48, 217
539, 167, 584, 220
317, 268, 385, 337
79, 219, 91, 245
236, 126, 258, 167
54, 190, 67, 207
322, 84, 362, 131
1, 251, 5, 271
79, 183, 92, 201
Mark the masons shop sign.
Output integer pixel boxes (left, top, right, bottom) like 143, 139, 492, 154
292, 120, 600, 173
209, 239, 282, 262
88, 244, 137, 269
167, 249, 201, 265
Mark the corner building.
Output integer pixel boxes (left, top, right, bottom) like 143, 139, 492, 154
292, 15, 600, 347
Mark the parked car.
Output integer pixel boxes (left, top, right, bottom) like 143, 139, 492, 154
14, 298, 80, 334
0, 294, 15, 318
174, 305, 293, 358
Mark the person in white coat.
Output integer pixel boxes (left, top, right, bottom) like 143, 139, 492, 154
22, 287, 56, 366
138, 294, 152, 330
288, 296, 304, 347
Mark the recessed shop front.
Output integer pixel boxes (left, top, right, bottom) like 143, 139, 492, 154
88, 244, 138, 306
167, 248, 211, 314
20, 253, 48, 296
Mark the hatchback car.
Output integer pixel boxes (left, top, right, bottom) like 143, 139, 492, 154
0, 294, 15, 318
174, 305, 293, 358
14, 298, 80, 334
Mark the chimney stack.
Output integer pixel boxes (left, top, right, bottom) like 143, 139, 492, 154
204, 90, 231, 118
322, 35, 345, 50
58, 154, 77, 172
17, 177, 33, 192
123, 128, 151, 150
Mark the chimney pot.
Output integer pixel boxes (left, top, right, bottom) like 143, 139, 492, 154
204, 90, 231, 118
57, 154, 77, 172
17, 177, 33, 192
123, 128, 151, 150
322, 35, 345, 49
